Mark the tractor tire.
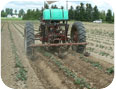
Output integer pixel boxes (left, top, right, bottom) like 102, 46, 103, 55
71, 21, 86, 53
24, 22, 35, 57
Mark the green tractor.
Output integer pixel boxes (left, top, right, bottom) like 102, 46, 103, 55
24, 4, 86, 58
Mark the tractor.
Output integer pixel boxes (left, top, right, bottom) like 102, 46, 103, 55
24, 5, 87, 58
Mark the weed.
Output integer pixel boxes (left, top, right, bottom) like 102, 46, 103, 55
106, 67, 114, 74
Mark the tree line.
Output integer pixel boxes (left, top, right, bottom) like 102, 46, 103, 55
68, 3, 114, 23
1, 3, 114, 23
1, 8, 25, 18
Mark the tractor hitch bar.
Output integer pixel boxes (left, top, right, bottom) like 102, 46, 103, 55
30, 42, 87, 47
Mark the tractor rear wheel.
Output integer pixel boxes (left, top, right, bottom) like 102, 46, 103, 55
71, 21, 86, 53
24, 22, 35, 57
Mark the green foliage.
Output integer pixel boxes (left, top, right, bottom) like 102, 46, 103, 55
80, 54, 114, 75
79, 3, 86, 21
106, 9, 113, 23
1, 10, 7, 17
16, 68, 27, 81
69, 6, 75, 20
22, 9, 42, 20
2, 3, 113, 22
39, 49, 91, 88
106, 67, 114, 74
99, 10, 106, 21
92, 5, 100, 20
85, 4, 93, 21
1, 17, 22, 20
91, 62, 102, 69
8, 23, 27, 82
61, 6, 64, 9
99, 51, 109, 57
44, 3, 49, 9
44, 52, 52, 58
5, 8, 13, 16
18, 9, 25, 17
14, 9, 17, 15
80, 55, 102, 69
74, 78, 91, 89
51, 5, 58, 9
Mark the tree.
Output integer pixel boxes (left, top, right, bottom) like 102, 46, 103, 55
5, 8, 13, 16
92, 6, 100, 20
35, 9, 41, 19
54, 5, 58, 9
106, 9, 112, 23
75, 6, 80, 20
14, 9, 17, 15
18, 9, 25, 17
99, 10, 106, 21
79, 3, 86, 21
44, 3, 49, 9
85, 3, 93, 21
51, 5, 54, 9
112, 13, 114, 23
1, 10, 7, 17
61, 6, 64, 9
10, 9, 13, 16
22, 8, 42, 20
51, 5, 58, 9
69, 6, 74, 20
23, 9, 31, 20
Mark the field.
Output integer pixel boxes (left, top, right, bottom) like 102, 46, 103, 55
1, 20, 114, 89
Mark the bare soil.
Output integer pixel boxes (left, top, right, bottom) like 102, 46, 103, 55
1, 21, 114, 89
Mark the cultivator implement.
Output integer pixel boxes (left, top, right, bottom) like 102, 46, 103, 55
30, 42, 87, 47
24, 8, 87, 58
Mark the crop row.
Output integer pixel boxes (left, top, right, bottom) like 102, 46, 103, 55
87, 35, 114, 44
86, 29, 114, 38
37, 47, 92, 89
87, 41, 113, 52
8, 23, 27, 82
86, 47, 113, 59
87, 36, 113, 45
79, 54, 114, 75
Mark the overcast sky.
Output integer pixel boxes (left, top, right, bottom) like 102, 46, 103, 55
3, 0, 113, 12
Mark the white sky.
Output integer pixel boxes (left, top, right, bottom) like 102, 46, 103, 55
3, 0, 113, 12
